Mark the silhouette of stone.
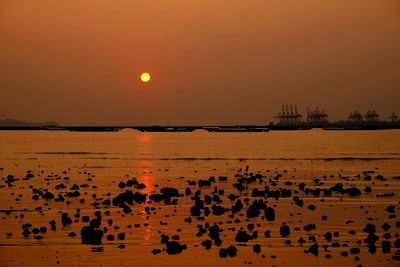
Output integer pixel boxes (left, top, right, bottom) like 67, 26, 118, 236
165, 241, 187, 255
49, 220, 56, 231
395, 238, 400, 248
61, 213, 72, 227
350, 248, 360, 254
382, 240, 391, 253
90, 217, 101, 228
253, 244, 261, 253
382, 223, 391, 231
307, 204, 316, 211
308, 243, 319, 256
280, 225, 290, 237
386, 205, 395, 213
22, 229, 31, 237
264, 207, 275, 221
34, 235, 43, 240
152, 249, 161, 255
298, 237, 306, 244
226, 245, 237, 257
68, 232, 76, 237
118, 233, 125, 240
219, 248, 228, 258
81, 226, 103, 245
303, 224, 316, 232
42, 191, 54, 200
211, 205, 225, 216
324, 232, 332, 242
235, 230, 253, 242
201, 239, 212, 249
264, 230, 271, 238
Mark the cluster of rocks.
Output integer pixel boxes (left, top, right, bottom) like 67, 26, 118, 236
2, 165, 399, 265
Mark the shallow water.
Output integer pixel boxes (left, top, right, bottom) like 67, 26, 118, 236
0, 129, 399, 266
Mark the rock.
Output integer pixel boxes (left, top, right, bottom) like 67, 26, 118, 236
22, 229, 31, 237
219, 248, 228, 258
61, 213, 72, 227
382, 223, 391, 231
34, 235, 43, 240
211, 205, 225, 216
308, 243, 319, 256
49, 220, 56, 231
382, 240, 391, 253
90, 217, 101, 228
324, 232, 332, 242
68, 232, 76, 237
307, 204, 316, 211
235, 230, 253, 242
395, 238, 400, 248
42, 191, 54, 200
264, 207, 275, 221
253, 244, 261, 253
226, 245, 237, 257
264, 230, 271, 238
303, 224, 316, 232
152, 249, 162, 255
280, 225, 290, 237
81, 226, 103, 245
386, 205, 395, 213
201, 239, 212, 249
165, 241, 187, 255
341, 251, 349, 257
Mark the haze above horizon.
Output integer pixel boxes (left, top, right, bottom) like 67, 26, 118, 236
1, 0, 400, 125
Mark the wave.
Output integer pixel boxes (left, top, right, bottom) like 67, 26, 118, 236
10, 153, 399, 161
159, 157, 398, 161
29, 152, 107, 155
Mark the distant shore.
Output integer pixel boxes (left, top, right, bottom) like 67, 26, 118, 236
1, 122, 400, 132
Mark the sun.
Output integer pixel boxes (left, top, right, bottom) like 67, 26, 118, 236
140, 72, 151, 82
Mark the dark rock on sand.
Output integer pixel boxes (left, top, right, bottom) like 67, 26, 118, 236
235, 230, 253, 242
253, 244, 261, 253
219, 246, 237, 258
308, 243, 319, 256
264, 207, 275, 221
61, 213, 72, 227
280, 225, 290, 237
81, 226, 103, 245
382, 240, 391, 253
165, 241, 187, 255
152, 249, 162, 255
201, 239, 212, 249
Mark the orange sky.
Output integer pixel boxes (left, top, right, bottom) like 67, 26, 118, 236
1, 0, 399, 125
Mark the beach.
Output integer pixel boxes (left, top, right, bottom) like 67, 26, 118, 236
0, 129, 399, 266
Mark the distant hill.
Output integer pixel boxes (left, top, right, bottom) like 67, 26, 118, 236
0, 119, 59, 127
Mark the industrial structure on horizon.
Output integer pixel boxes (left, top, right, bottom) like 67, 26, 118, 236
274, 104, 399, 126
1, 105, 399, 132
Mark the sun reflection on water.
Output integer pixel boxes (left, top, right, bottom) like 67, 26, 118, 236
136, 133, 156, 244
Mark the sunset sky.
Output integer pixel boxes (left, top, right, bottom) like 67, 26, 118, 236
1, 0, 399, 125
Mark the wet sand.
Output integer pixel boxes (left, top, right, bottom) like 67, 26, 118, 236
0, 130, 399, 266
